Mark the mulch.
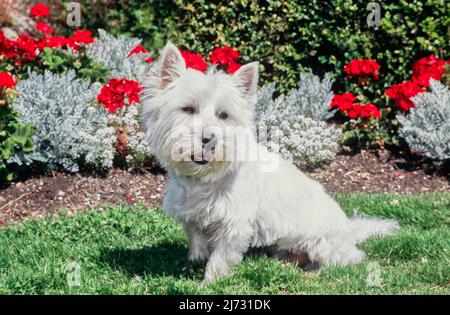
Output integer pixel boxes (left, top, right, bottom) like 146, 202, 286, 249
306, 149, 449, 194
0, 169, 167, 225
0, 150, 449, 225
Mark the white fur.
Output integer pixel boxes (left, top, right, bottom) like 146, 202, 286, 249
142, 42, 399, 283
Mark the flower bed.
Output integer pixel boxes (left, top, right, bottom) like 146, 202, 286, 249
1, 3, 449, 187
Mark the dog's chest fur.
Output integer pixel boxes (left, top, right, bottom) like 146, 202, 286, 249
163, 166, 259, 239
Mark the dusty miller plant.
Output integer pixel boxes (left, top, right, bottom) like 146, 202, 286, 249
107, 105, 152, 166
283, 73, 334, 121
13, 70, 116, 172
88, 29, 154, 166
87, 29, 152, 81
397, 79, 450, 162
255, 76, 342, 167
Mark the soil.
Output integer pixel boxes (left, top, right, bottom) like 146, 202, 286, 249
0, 168, 167, 225
0, 150, 449, 225
306, 149, 449, 194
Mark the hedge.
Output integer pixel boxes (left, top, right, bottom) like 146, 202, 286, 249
61, 0, 449, 95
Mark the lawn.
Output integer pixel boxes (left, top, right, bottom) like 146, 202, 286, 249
0, 193, 449, 294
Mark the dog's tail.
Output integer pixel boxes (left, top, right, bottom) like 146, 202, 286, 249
348, 216, 399, 244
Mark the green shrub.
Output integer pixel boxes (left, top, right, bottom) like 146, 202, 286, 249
71, 1, 449, 95
0, 91, 34, 185
57, 0, 174, 50
39, 47, 111, 83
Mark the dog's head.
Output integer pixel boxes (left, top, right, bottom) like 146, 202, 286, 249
142, 42, 259, 180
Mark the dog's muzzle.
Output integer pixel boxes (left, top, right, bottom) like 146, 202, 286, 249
191, 155, 209, 165
191, 134, 217, 165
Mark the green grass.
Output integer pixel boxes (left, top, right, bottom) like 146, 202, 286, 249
0, 193, 449, 294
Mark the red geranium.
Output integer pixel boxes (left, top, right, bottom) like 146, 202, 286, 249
344, 59, 380, 79
210, 46, 242, 74
180, 49, 208, 72
37, 35, 67, 50
226, 62, 242, 74
30, 3, 50, 18
411, 54, 446, 87
97, 78, 143, 113
66, 30, 94, 51
145, 56, 153, 63
128, 44, 148, 57
210, 46, 240, 67
36, 21, 54, 35
348, 103, 381, 119
385, 81, 425, 111
14, 34, 39, 63
0, 72, 16, 90
330, 93, 356, 111
0, 31, 18, 59
360, 103, 381, 119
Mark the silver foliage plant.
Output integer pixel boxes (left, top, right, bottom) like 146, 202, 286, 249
87, 29, 154, 164
397, 79, 450, 162
255, 74, 341, 167
107, 105, 152, 166
284, 73, 335, 121
86, 29, 152, 81
13, 70, 116, 172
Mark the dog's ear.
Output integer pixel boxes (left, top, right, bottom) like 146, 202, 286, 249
232, 62, 259, 101
158, 41, 186, 88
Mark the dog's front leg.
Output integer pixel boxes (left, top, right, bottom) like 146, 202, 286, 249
204, 238, 246, 283
183, 223, 210, 263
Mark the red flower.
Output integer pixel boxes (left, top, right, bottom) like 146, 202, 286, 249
14, 34, 38, 62
67, 30, 94, 50
128, 44, 148, 57
0, 32, 38, 64
386, 81, 425, 111
97, 78, 143, 113
0, 72, 16, 89
145, 56, 153, 63
347, 104, 362, 119
180, 49, 208, 72
360, 103, 381, 119
72, 30, 94, 44
30, 3, 50, 18
344, 59, 380, 79
0, 31, 18, 59
37, 36, 67, 50
210, 46, 240, 67
411, 54, 446, 87
210, 46, 242, 74
36, 21, 54, 35
347, 103, 381, 119
226, 62, 242, 74
330, 93, 356, 111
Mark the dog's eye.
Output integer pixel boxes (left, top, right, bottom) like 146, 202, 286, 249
182, 106, 196, 114
218, 111, 229, 120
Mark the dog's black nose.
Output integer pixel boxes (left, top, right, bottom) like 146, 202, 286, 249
202, 134, 217, 151
202, 137, 212, 145
191, 155, 209, 165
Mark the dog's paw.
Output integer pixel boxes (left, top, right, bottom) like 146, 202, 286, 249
189, 248, 210, 263
182, 260, 204, 278
302, 261, 322, 273
182, 265, 197, 278
202, 272, 217, 285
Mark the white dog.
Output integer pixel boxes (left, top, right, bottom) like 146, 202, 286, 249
142, 42, 399, 283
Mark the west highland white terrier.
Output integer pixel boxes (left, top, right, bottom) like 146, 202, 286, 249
142, 42, 399, 283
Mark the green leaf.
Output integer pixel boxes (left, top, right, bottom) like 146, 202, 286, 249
342, 130, 358, 145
